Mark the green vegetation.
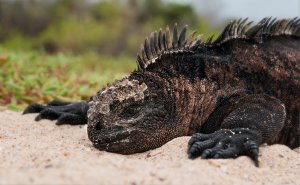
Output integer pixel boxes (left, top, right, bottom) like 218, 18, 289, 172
0, 48, 135, 111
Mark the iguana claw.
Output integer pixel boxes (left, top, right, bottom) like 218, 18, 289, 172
188, 128, 261, 167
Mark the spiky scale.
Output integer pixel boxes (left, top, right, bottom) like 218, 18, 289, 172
185, 31, 197, 47
178, 25, 188, 48
172, 23, 178, 48
158, 29, 164, 51
136, 54, 144, 70
150, 32, 157, 57
165, 26, 172, 49
285, 17, 298, 33
144, 37, 153, 60
189, 35, 202, 49
153, 31, 160, 54
236, 18, 248, 35
267, 18, 277, 34
139, 44, 148, 63
245, 18, 267, 37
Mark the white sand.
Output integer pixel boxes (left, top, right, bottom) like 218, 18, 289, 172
1, 110, 300, 185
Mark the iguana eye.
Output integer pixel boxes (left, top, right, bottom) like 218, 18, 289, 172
121, 104, 141, 117
120, 104, 141, 118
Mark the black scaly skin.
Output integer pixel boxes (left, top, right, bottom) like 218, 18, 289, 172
24, 18, 300, 166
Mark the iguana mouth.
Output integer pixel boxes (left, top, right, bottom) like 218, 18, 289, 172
87, 121, 139, 151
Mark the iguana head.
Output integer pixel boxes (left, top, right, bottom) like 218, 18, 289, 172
87, 24, 202, 154
87, 75, 178, 154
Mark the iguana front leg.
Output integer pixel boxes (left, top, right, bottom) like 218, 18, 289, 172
23, 100, 88, 125
188, 94, 286, 166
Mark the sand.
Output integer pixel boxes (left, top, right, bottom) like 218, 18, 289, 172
0, 110, 300, 185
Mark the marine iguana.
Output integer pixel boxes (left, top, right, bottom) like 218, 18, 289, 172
24, 17, 300, 166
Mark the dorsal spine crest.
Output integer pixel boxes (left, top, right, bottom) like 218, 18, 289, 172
137, 17, 300, 71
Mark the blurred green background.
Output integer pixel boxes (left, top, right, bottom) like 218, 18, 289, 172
0, 0, 221, 111
0, 0, 298, 110
0, 0, 219, 54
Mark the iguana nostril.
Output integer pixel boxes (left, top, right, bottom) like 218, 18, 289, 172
95, 121, 104, 130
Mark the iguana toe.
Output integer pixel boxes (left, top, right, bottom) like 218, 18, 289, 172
23, 103, 45, 114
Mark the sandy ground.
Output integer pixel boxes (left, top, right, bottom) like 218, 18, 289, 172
0, 110, 300, 185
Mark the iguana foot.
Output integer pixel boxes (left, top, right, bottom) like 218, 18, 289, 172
23, 100, 88, 125
187, 128, 261, 166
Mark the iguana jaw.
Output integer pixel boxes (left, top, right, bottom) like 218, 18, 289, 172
87, 122, 140, 152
